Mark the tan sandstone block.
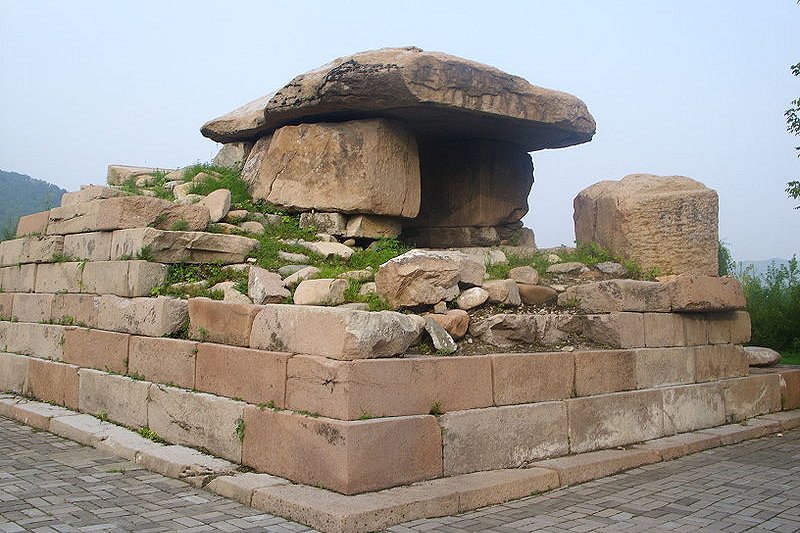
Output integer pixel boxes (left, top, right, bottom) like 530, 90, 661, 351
662, 382, 726, 434
188, 298, 261, 347
0, 352, 29, 394
0, 264, 37, 292
534, 448, 662, 487
51, 294, 100, 326
668, 274, 746, 312
110, 227, 258, 264
128, 337, 197, 389
643, 313, 685, 347
699, 419, 781, 445
78, 368, 149, 428
0, 235, 63, 266
707, 311, 751, 345
729, 311, 751, 344
567, 312, 645, 348
16, 210, 50, 236
11, 293, 54, 323
439, 402, 568, 475
26, 358, 80, 409
491, 352, 574, 405
285, 355, 492, 420
774, 367, 800, 410
242, 407, 442, 495
634, 347, 695, 388
97, 295, 188, 337
567, 389, 665, 453
82, 261, 167, 297
722, 374, 782, 422
63, 328, 129, 374
61, 185, 130, 206
558, 279, 670, 313
574, 350, 636, 396
3, 322, 66, 360
695, 344, 748, 382
634, 432, 722, 461
0, 294, 13, 320
682, 314, 708, 345
34, 262, 83, 293
206, 473, 289, 506
63, 232, 113, 261
196, 344, 287, 406
148, 384, 245, 463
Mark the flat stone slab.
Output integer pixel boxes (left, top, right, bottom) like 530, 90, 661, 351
110, 227, 258, 264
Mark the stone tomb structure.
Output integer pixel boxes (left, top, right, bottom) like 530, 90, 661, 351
201, 46, 596, 247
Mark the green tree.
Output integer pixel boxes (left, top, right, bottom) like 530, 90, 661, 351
787, 62, 800, 208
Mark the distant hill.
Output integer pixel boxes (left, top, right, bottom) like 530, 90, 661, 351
736, 258, 792, 279
0, 169, 66, 238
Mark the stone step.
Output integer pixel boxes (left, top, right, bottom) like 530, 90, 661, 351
0, 235, 64, 266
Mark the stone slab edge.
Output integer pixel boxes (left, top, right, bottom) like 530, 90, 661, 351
1, 394, 797, 533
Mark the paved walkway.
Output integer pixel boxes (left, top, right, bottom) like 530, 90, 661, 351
1, 416, 798, 533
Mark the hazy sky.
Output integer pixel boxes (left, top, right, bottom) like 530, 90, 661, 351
1, 1, 797, 260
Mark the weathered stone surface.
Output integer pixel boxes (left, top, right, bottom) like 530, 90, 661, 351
128, 337, 197, 389
63, 328, 130, 374
107, 165, 170, 186
97, 295, 188, 337
209, 281, 251, 304
643, 312, 686, 348
16, 210, 50, 236
61, 185, 129, 207
0, 352, 28, 395
51, 294, 100, 326
722, 374, 782, 422
427, 309, 469, 340
404, 226, 501, 248
247, 266, 289, 305
286, 354, 492, 420
376, 250, 484, 308
566, 389, 664, 453
634, 347, 695, 388
78, 368, 149, 428
574, 174, 719, 276
188, 298, 261, 347
469, 314, 539, 348
198, 189, 231, 223
744, 346, 781, 366
213, 142, 253, 168
63, 232, 113, 261
201, 47, 595, 151
243, 119, 420, 217
518, 284, 558, 305
0, 235, 64, 266
136, 444, 235, 481
299, 212, 347, 235
0, 398, 78, 431
635, 432, 722, 462
422, 317, 456, 354
242, 407, 442, 494
293, 279, 348, 306
492, 352, 574, 405
753, 366, 800, 410
456, 287, 489, 310
110, 227, 257, 264
26, 358, 80, 409
533, 448, 661, 487
47, 196, 209, 235
508, 266, 539, 285
33, 262, 82, 293
207, 473, 289, 506
2, 323, 66, 360
667, 274, 746, 311
439, 402, 568, 475
283, 266, 321, 288
695, 344, 749, 382
574, 350, 636, 396
10, 293, 54, 323
296, 240, 354, 260
0, 264, 37, 292
707, 311, 751, 344
483, 279, 521, 306
82, 261, 167, 297
558, 279, 670, 313
345, 215, 401, 239
148, 384, 245, 463
195, 343, 288, 406
563, 312, 645, 349
662, 382, 725, 434
250, 305, 423, 360
547, 261, 589, 275
0, 294, 13, 320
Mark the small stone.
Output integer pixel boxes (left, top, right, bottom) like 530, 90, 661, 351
283, 266, 321, 288
211, 281, 252, 304
299, 212, 347, 235
345, 215, 401, 239
744, 346, 781, 367
547, 254, 561, 264
212, 222, 240, 234
248, 266, 290, 305
173, 182, 194, 199
294, 278, 348, 306
337, 270, 373, 282
518, 284, 558, 305
427, 309, 469, 340
278, 251, 309, 263
483, 279, 522, 306
432, 301, 448, 314
297, 241, 354, 260
508, 266, 540, 285
225, 210, 249, 222
550, 284, 567, 292
596, 261, 628, 276
315, 233, 337, 243
246, 257, 257, 264
240, 221, 265, 235
140, 189, 156, 197
135, 175, 155, 187
342, 239, 356, 247
547, 262, 589, 275
163, 180, 181, 191
359, 282, 377, 295
457, 287, 489, 310
423, 317, 457, 354
199, 189, 231, 223
278, 265, 307, 278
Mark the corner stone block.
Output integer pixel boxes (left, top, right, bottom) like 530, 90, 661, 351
242, 407, 442, 495
63, 328, 130, 374
491, 352, 574, 406
0, 264, 37, 292
188, 298, 262, 347
0, 352, 29, 394
148, 384, 245, 463
643, 313, 685, 348
34, 262, 83, 293
668, 274, 746, 312
82, 261, 167, 297
662, 382, 725, 434
195, 343, 287, 406
568, 312, 645, 349
11, 293, 54, 323
63, 232, 113, 261
51, 294, 100, 327
129, 337, 197, 389
722, 374, 782, 422
26, 358, 80, 409
97, 295, 188, 337
634, 347, 695, 389
285, 354, 493, 420
439, 402, 568, 476
0, 294, 13, 320
78, 368, 149, 428
695, 344, 748, 382
566, 389, 664, 454
16, 210, 50, 236
574, 350, 636, 396
4, 323, 66, 360
775, 368, 800, 410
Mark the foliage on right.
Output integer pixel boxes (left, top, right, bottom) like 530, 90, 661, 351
787, 61, 800, 208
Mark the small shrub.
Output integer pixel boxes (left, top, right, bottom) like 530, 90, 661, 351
429, 401, 443, 416
137, 426, 167, 443
170, 219, 189, 231
185, 163, 251, 206
234, 419, 245, 442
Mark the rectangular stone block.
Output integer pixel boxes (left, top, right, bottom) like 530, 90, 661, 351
63, 328, 129, 374
568, 312, 645, 348
61, 185, 129, 206
196, 343, 287, 406
729, 311, 751, 344
129, 336, 197, 389
188, 298, 261, 347
775, 367, 800, 410
16, 210, 50, 236
26, 358, 80, 409
148, 384, 245, 463
34, 262, 83, 293
82, 261, 167, 297
707, 311, 751, 345
51, 294, 100, 327
695, 344, 748, 382
759, 411, 800, 431
206, 473, 290, 506
0, 352, 29, 394
682, 314, 708, 345
110, 227, 258, 264
566, 389, 664, 453
0, 264, 37, 292
10, 293, 54, 323
242, 407, 442, 495
78, 368, 149, 428
63, 232, 113, 261
533, 448, 662, 487
97, 295, 188, 337
634, 347, 695, 389
0, 398, 78, 431
2, 322, 66, 359
643, 312, 685, 347
574, 350, 636, 396
491, 352, 574, 405
668, 274, 746, 312
662, 382, 725, 434
634, 432, 722, 461
439, 402, 568, 476
722, 374, 782, 422
558, 279, 670, 313
0, 235, 64, 266
286, 354, 493, 420
0, 294, 13, 320
699, 419, 780, 445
